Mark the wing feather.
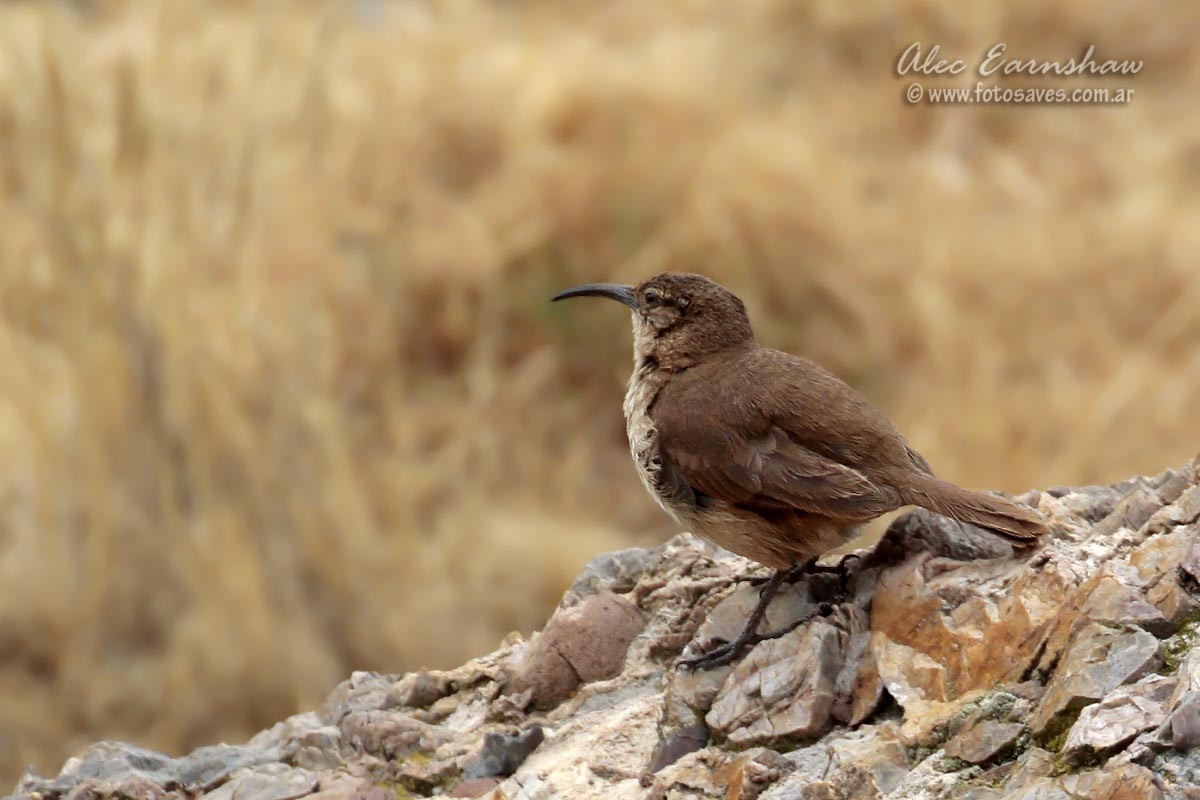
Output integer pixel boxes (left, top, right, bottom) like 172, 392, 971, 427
660, 423, 899, 519
651, 349, 914, 520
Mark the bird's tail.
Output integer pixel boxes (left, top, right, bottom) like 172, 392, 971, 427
899, 474, 1047, 546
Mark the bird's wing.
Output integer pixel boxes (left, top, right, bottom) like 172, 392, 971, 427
652, 348, 913, 519
657, 421, 900, 519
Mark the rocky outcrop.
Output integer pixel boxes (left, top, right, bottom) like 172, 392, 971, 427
11, 459, 1200, 800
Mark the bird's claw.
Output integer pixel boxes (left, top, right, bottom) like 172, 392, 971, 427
731, 571, 774, 588
735, 554, 863, 590
677, 623, 800, 671
678, 639, 745, 671
677, 603, 840, 672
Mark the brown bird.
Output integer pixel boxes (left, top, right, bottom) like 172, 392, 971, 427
552, 272, 1046, 670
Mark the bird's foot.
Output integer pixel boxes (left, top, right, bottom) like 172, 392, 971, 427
677, 637, 749, 671
731, 570, 774, 588
678, 626, 792, 671
678, 603, 836, 671
680, 569, 788, 670
784, 553, 864, 581
791, 554, 864, 602
732, 554, 861, 589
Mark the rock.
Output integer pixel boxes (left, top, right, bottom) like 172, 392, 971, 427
645, 748, 726, 799
511, 688, 661, 798
1167, 692, 1200, 750
391, 671, 449, 709
1152, 747, 1200, 793
508, 590, 644, 710
872, 632, 951, 709
337, 709, 447, 759
823, 723, 909, 795
1168, 625, 1200, 694
459, 726, 544, 779
1002, 747, 1057, 791
647, 725, 707, 773
319, 672, 394, 726
201, 765, 318, 800
393, 755, 460, 795
648, 747, 790, 800
564, 547, 661, 604
1056, 762, 1166, 800
718, 748, 793, 800
251, 714, 341, 772
446, 777, 502, 797
303, 775, 369, 800
874, 507, 1015, 562
12, 460, 1200, 800
871, 550, 1074, 705
1061, 674, 1175, 760
1044, 481, 1129, 517
505, 636, 579, 713
1029, 623, 1161, 740
1093, 487, 1165, 537
944, 720, 1024, 765
550, 592, 642, 681
706, 618, 846, 746
1149, 484, 1200, 531
1040, 569, 1174, 645
831, 630, 883, 726
669, 580, 820, 714
11, 741, 285, 797
1131, 519, 1200, 624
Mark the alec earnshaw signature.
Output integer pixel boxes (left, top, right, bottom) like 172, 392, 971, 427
897, 43, 1143, 78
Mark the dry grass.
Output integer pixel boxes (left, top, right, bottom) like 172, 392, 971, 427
0, 0, 1197, 784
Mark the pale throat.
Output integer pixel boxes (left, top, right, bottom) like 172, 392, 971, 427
622, 316, 678, 520
630, 316, 658, 365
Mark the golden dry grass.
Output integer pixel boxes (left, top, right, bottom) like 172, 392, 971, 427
0, 0, 1198, 784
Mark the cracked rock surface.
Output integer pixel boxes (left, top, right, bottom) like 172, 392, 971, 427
10, 458, 1200, 800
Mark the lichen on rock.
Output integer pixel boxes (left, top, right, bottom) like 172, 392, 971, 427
9, 458, 1200, 800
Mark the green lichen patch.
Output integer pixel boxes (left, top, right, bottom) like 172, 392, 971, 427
1033, 703, 1087, 754
1159, 614, 1200, 675
935, 756, 973, 774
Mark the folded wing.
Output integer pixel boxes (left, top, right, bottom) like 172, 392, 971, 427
657, 420, 902, 519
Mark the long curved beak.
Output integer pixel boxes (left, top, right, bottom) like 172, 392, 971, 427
551, 283, 637, 310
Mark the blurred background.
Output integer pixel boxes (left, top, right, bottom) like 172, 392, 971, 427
0, 0, 1198, 785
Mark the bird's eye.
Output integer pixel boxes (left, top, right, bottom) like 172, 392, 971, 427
644, 289, 661, 305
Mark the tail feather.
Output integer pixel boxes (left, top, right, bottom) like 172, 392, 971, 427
899, 474, 1047, 546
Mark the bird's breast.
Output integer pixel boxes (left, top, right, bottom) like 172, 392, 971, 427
623, 365, 684, 520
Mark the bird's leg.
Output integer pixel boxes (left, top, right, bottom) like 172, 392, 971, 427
736, 554, 860, 595
679, 578, 836, 671
679, 570, 793, 671
733, 550, 863, 588
682, 556, 862, 671
785, 554, 862, 603
731, 569, 774, 588
784, 553, 862, 580
733, 555, 843, 588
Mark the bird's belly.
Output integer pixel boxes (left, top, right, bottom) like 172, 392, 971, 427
680, 503, 859, 570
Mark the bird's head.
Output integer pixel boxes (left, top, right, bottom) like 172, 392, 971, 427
552, 272, 755, 370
